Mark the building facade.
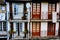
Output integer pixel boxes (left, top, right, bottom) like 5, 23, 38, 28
0, 0, 60, 40
0, 0, 7, 40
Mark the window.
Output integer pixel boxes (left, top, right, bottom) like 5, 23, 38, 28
0, 5, 1, 10
20, 23, 22, 32
0, 22, 2, 31
14, 4, 18, 15
33, 3, 36, 14
33, 22, 36, 32
16, 23, 19, 31
48, 4, 56, 19
16, 23, 22, 32
0, 5, 5, 13
14, 4, 24, 15
32, 22, 40, 32
0, 5, 2, 13
33, 3, 40, 14
48, 22, 55, 32
48, 22, 51, 32
3, 22, 6, 31
32, 3, 41, 19
0, 22, 6, 31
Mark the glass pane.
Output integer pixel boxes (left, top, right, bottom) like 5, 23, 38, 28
0, 5, 2, 13
33, 3, 36, 14
16, 23, 19, 31
20, 23, 22, 32
3, 22, 6, 31
36, 23, 39, 32
14, 4, 17, 15
37, 3, 40, 13
0, 5, 1, 10
0, 22, 2, 31
48, 4, 52, 13
33, 23, 36, 32
52, 4, 55, 12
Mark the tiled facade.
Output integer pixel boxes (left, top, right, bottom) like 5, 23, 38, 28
0, 0, 60, 40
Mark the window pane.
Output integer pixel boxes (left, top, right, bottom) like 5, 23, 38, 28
14, 4, 17, 15
0, 22, 2, 31
52, 4, 55, 12
33, 23, 36, 32
20, 23, 22, 32
0, 5, 1, 10
37, 3, 40, 13
3, 22, 6, 31
48, 4, 52, 14
16, 23, 19, 31
0, 5, 2, 13
33, 3, 36, 14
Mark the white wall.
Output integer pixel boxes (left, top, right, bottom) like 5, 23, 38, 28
41, 22, 47, 37
41, 3, 48, 19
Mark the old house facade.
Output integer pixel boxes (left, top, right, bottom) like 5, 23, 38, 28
0, 0, 60, 40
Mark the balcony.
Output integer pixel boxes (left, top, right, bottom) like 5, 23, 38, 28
0, 31, 7, 38
8, 12, 29, 20
31, 12, 60, 22
0, 31, 7, 35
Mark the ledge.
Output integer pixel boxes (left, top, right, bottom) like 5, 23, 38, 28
8, 19, 60, 22
9, 20, 29, 22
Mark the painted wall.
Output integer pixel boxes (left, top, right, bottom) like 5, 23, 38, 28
41, 3, 48, 19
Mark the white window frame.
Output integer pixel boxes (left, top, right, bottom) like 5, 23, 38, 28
12, 3, 24, 15
19, 23, 22, 32
0, 22, 2, 31
0, 22, 6, 31
16, 22, 24, 32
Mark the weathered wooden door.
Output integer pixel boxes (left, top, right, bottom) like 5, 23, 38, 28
32, 22, 41, 37
47, 22, 55, 36
32, 3, 41, 19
